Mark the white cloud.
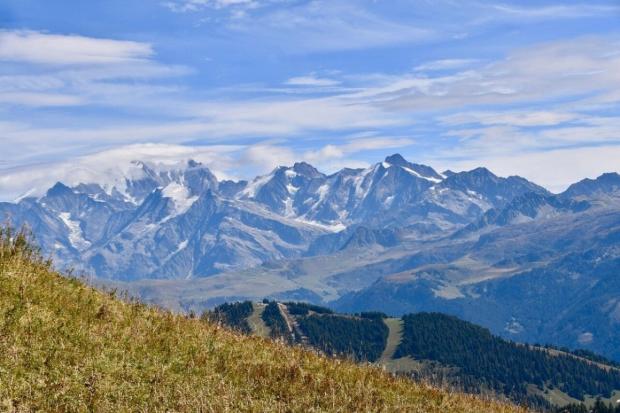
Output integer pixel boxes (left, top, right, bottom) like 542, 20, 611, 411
0, 92, 83, 107
441, 111, 580, 127
241, 144, 296, 172
303, 136, 415, 162
296, 136, 414, 174
226, 0, 432, 53
286, 75, 340, 87
0, 30, 189, 109
163, 0, 260, 12
0, 143, 243, 201
0, 91, 405, 169
0, 30, 153, 65
193, 96, 403, 135
414, 59, 479, 72
489, 3, 619, 19
357, 36, 620, 112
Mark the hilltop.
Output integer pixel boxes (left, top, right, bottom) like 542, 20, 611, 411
0, 227, 524, 412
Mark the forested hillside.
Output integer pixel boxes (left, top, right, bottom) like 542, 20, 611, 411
297, 313, 388, 362
209, 301, 620, 410
396, 313, 620, 403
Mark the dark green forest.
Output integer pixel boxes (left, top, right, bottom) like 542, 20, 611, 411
284, 301, 334, 316
204, 301, 253, 333
395, 313, 620, 402
297, 314, 388, 362
557, 399, 620, 413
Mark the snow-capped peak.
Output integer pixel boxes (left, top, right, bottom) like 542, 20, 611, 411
382, 154, 444, 183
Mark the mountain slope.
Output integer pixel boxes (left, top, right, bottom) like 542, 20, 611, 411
0, 228, 524, 412
333, 203, 620, 361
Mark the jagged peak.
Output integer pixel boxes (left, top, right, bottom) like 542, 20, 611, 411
563, 171, 620, 197
384, 153, 409, 166
466, 167, 497, 178
45, 182, 74, 197
383, 154, 443, 181
292, 161, 323, 178
186, 159, 201, 168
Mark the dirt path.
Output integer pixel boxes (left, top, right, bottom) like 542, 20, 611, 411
378, 318, 403, 363
247, 303, 270, 338
277, 303, 309, 344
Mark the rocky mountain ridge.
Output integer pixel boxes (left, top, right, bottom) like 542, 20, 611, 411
0, 154, 547, 280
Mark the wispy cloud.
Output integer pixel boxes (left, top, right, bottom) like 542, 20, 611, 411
488, 3, 620, 19
0, 30, 189, 109
440, 111, 580, 127
162, 0, 265, 13
223, 0, 433, 53
358, 36, 620, 112
0, 30, 153, 65
303, 136, 414, 162
285, 75, 340, 87
414, 59, 480, 72
0, 143, 243, 201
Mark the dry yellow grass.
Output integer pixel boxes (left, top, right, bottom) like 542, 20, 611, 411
0, 228, 529, 412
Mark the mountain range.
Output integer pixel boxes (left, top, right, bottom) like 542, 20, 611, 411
2, 154, 620, 361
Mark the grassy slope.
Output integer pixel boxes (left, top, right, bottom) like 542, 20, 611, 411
0, 236, 526, 412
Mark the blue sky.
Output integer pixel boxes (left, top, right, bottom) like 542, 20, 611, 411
0, 0, 619, 199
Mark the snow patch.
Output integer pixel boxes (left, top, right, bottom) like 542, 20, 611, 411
316, 184, 330, 201
292, 217, 346, 232
241, 172, 273, 198
162, 183, 198, 216
283, 197, 295, 217
286, 183, 299, 194
401, 166, 442, 183
353, 166, 374, 198
177, 239, 188, 251
58, 212, 91, 251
